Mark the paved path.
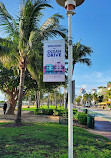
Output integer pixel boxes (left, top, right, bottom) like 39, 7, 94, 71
87, 117, 111, 140
77, 107, 111, 140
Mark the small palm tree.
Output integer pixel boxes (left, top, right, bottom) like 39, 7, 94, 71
83, 93, 92, 107
75, 96, 82, 106
92, 93, 98, 106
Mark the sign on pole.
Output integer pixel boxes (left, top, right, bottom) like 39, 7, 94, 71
43, 40, 65, 82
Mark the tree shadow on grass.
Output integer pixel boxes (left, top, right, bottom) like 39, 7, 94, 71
1, 122, 34, 128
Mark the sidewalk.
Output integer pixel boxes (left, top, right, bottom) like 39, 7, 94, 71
87, 116, 111, 140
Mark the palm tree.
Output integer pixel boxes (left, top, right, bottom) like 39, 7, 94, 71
65, 41, 93, 72
92, 93, 98, 106
0, 0, 67, 125
83, 93, 92, 107
106, 89, 111, 101
65, 41, 93, 106
75, 96, 82, 106
72, 41, 93, 71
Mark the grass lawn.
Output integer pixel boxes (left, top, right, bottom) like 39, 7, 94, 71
22, 105, 65, 111
0, 123, 111, 158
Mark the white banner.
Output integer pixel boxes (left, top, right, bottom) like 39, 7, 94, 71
43, 40, 65, 82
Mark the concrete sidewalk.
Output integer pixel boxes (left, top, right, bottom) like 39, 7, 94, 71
87, 117, 111, 140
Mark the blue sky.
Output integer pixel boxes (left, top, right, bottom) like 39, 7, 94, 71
0, 0, 111, 96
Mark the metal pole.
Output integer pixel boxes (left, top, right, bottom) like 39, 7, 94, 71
68, 13, 73, 158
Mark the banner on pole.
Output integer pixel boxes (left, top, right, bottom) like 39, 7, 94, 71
43, 40, 65, 82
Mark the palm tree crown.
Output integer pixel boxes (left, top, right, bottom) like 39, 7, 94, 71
73, 41, 93, 70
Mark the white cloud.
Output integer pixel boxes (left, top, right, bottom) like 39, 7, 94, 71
82, 71, 103, 79
81, 84, 88, 89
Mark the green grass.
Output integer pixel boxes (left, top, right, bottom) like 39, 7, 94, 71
0, 122, 111, 158
22, 105, 65, 111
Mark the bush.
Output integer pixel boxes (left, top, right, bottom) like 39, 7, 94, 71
34, 109, 53, 115
34, 108, 78, 117
42, 109, 53, 115
62, 110, 68, 118
34, 109, 43, 115
73, 113, 78, 120
73, 109, 78, 115
77, 112, 87, 125
53, 110, 62, 116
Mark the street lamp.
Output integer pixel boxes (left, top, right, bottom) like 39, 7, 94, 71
56, 1, 85, 158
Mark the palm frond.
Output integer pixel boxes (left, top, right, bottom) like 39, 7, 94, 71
27, 50, 43, 80
0, 2, 18, 37
40, 13, 67, 39
28, 30, 43, 50
19, 0, 52, 43
79, 58, 92, 66
40, 14, 64, 31
0, 37, 19, 69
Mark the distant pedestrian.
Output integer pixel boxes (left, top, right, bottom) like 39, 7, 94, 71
3, 102, 7, 115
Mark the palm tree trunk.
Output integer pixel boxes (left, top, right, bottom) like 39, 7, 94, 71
47, 93, 49, 109
35, 91, 38, 109
41, 90, 43, 107
28, 93, 31, 108
59, 93, 61, 107
54, 89, 57, 109
38, 91, 40, 108
64, 88, 66, 109
15, 67, 25, 125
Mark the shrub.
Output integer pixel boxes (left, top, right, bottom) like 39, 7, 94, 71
34, 109, 53, 115
63, 110, 68, 118
77, 112, 87, 125
73, 109, 78, 115
34, 109, 43, 115
53, 110, 62, 116
42, 109, 53, 115
48, 109, 53, 115
34, 108, 78, 117
73, 112, 78, 120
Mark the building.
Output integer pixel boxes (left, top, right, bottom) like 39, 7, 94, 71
91, 89, 97, 94
79, 88, 86, 96
107, 83, 111, 90
97, 87, 107, 96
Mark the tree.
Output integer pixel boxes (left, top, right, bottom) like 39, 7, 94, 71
0, 0, 67, 125
65, 41, 93, 72
75, 96, 82, 106
0, 63, 19, 114
106, 89, 111, 101
92, 93, 98, 106
65, 41, 93, 106
83, 93, 92, 106
0, 62, 39, 114
73, 41, 93, 71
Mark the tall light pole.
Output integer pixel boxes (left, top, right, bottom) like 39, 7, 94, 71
56, 1, 85, 158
